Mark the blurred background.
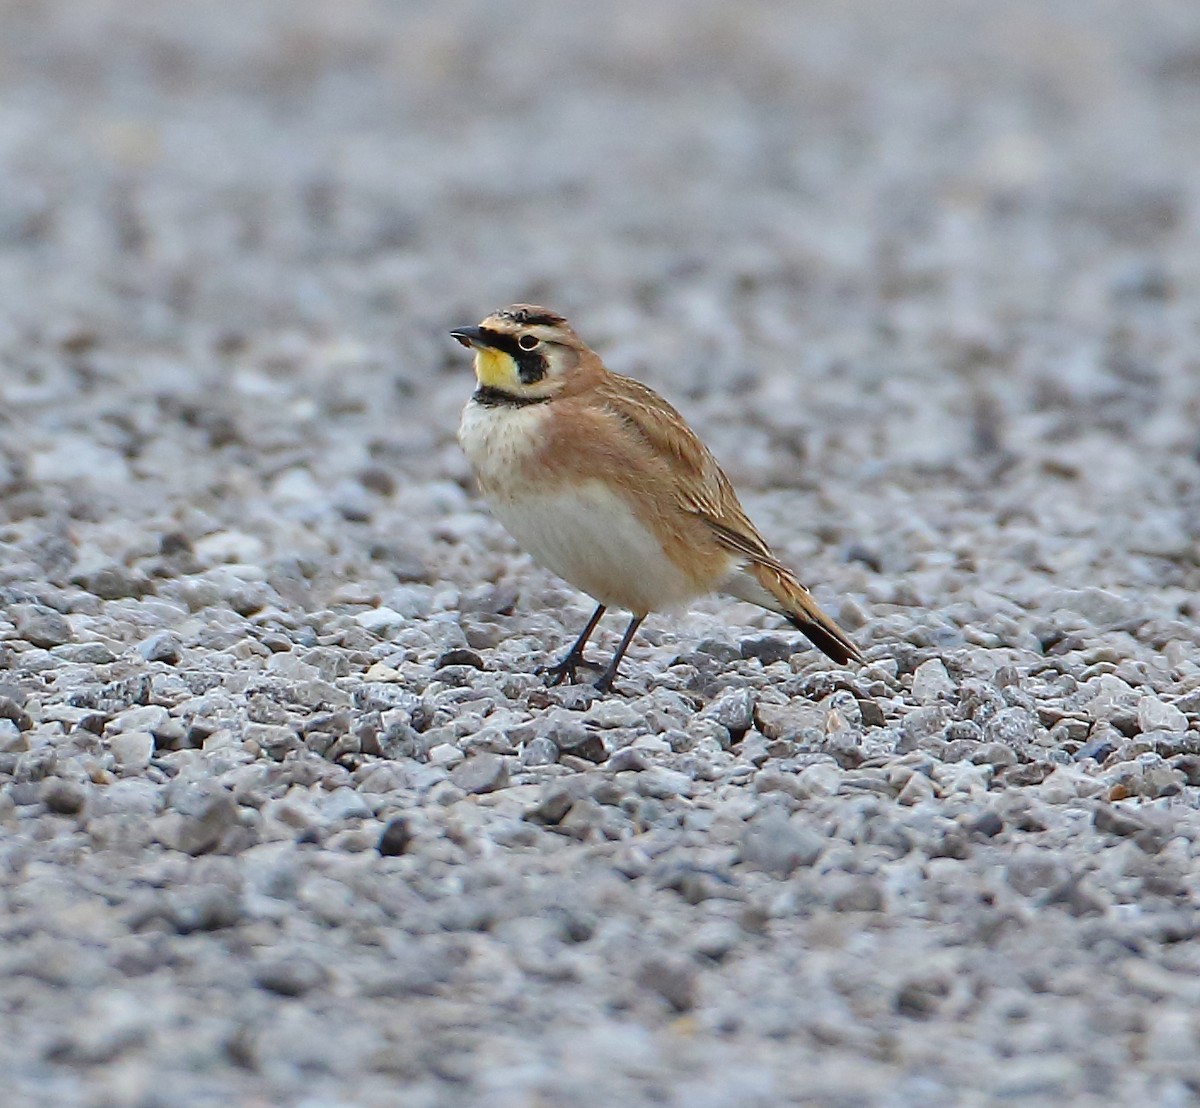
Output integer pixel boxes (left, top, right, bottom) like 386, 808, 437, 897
5, 5, 1200, 1104
1, 0, 1199, 611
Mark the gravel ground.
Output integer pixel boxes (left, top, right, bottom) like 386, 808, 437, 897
3, 2, 1200, 1105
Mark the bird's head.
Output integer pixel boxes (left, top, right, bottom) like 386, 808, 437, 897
450, 304, 590, 401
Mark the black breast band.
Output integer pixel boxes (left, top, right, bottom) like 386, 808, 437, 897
472, 386, 552, 408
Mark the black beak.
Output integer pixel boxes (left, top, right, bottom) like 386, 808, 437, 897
450, 326, 485, 349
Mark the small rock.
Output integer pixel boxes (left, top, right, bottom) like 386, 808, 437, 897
255, 957, 330, 998
41, 778, 88, 815
740, 812, 824, 876
74, 565, 152, 600
911, 658, 955, 704
428, 743, 465, 768
164, 790, 240, 856
354, 607, 408, 636
755, 699, 824, 740
0, 696, 33, 732
694, 639, 741, 663
1093, 803, 1147, 840
317, 788, 372, 823
605, 747, 647, 773
691, 921, 743, 962
244, 723, 300, 759
740, 635, 792, 666
1074, 729, 1119, 764
895, 974, 951, 1019
110, 705, 170, 735
985, 706, 1037, 745
377, 818, 412, 857
899, 706, 947, 748
137, 631, 182, 664
53, 643, 116, 665
1173, 754, 1200, 786
636, 957, 697, 1012
110, 731, 154, 770
540, 714, 607, 763
701, 689, 757, 737
1137, 696, 1188, 734
12, 604, 72, 649
1054, 587, 1134, 626
1043, 874, 1109, 917
858, 699, 886, 727
838, 596, 870, 630
525, 783, 577, 825
193, 530, 265, 565
449, 753, 509, 794
636, 766, 693, 799
436, 648, 484, 670
945, 720, 984, 744
168, 885, 244, 933
968, 810, 1004, 837
585, 700, 642, 729
794, 762, 843, 798
0, 719, 28, 753
520, 736, 559, 767
898, 772, 936, 805
1006, 849, 1067, 896
830, 877, 885, 912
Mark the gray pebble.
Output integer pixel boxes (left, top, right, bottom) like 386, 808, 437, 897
74, 565, 153, 600
911, 658, 955, 703
636, 956, 697, 1012
449, 753, 510, 794
110, 731, 154, 770
137, 631, 183, 664
740, 812, 824, 876
739, 635, 792, 665
255, 956, 330, 997
520, 736, 559, 767
12, 603, 72, 648
985, 706, 1038, 746
636, 766, 694, 799
701, 688, 757, 736
899, 706, 947, 748
0, 695, 33, 732
0, 718, 28, 753
41, 777, 88, 815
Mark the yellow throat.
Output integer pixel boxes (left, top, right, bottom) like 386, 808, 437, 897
473, 347, 519, 391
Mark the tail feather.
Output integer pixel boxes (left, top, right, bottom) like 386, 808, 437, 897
725, 563, 863, 666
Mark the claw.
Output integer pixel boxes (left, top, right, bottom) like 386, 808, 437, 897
540, 652, 590, 686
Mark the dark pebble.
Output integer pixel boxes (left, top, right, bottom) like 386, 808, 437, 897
378, 817, 413, 857
436, 648, 485, 670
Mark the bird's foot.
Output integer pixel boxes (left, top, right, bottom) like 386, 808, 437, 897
538, 652, 591, 686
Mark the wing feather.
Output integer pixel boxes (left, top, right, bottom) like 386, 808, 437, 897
594, 374, 774, 558
592, 373, 861, 664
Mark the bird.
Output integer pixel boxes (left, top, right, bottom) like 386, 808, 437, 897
451, 304, 863, 693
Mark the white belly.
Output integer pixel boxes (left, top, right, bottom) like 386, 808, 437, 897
458, 400, 546, 485
458, 400, 703, 613
490, 482, 698, 614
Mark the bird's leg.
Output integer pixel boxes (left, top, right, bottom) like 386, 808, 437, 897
541, 604, 606, 685
593, 614, 644, 694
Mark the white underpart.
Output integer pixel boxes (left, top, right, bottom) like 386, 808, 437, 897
458, 398, 547, 478
491, 482, 703, 613
458, 400, 703, 614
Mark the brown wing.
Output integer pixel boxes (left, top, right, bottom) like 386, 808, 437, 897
594, 374, 862, 665
594, 375, 770, 546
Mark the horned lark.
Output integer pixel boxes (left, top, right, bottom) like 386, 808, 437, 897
452, 304, 863, 692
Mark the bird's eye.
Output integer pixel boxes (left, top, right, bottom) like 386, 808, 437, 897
518, 334, 539, 350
